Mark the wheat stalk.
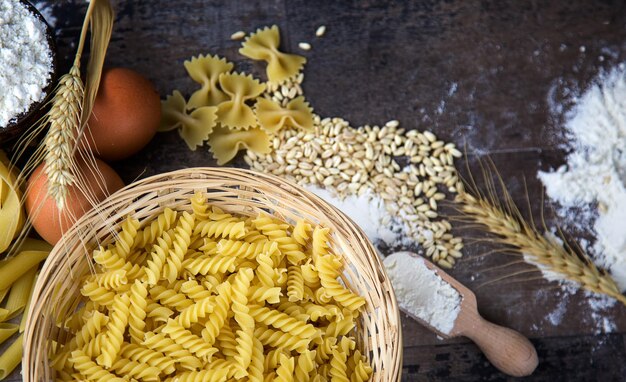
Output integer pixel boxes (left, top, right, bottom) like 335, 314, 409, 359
13, 0, 113, 211
452, 159, 626, 306
42, 66, 84, 209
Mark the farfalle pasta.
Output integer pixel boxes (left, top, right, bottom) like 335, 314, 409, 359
207, 125, 271, 165
184, 54, 234, 108
256, 96, 314, 133
51, 193, 373, 381
215, 72, 266, 130
239, 25, 307, 83
159, 91, 217, 150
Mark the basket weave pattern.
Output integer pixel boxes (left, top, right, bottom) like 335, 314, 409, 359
23, 167, 402, 381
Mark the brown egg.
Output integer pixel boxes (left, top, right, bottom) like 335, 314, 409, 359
85, 67, 161, 161
25, 158, 125, 245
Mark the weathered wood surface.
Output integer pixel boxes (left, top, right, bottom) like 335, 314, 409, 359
10, 0, 626, 380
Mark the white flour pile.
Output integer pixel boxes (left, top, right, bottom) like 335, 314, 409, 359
0, 0, 53, 127
538, 64, 626, 290
305, 185, 410, 247
383, 252, 461, 334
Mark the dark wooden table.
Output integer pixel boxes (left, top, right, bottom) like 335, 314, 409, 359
11, 0, 626, 381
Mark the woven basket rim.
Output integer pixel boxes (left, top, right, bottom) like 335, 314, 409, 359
23, 167, 403, 381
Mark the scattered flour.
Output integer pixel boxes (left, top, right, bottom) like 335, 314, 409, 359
538, 64, 626, 291
383, 252, 461, 335
0, 0, 53, 127
304, 185, 407, 247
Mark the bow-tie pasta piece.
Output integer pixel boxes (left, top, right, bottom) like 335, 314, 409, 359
216, 73, 266, 130
208, 125, 271, 165
239, 25, 306, 84
159, 91, 217, 150
184, 55, 234, 109
255, 96, 314, 133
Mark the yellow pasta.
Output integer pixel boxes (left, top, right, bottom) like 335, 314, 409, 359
2, 265, 36, 322
207, 125, 271, 165
159, 90, 218, 150
0, 324, 17, 346
0, 151, 24, 253
256, 96, 314, 133
0, 334, 22, 380
239, 25, 306, 83
51, 203, 373, 381
184, 54, 234, 108
0, 249, 48, 291
216, 72, 266, 130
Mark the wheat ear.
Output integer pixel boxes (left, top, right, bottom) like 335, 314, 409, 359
452, 160, 626, 306
42, 66, 84, 209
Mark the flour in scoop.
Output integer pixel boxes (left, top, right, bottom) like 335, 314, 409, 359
538, 64, 626, 290
383, 252, 461, 335
0, 0, 53, 127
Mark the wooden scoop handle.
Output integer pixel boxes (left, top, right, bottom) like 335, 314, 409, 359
462, 314, 538, 377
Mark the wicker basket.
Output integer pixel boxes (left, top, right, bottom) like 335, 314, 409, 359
23, 167, 402, 381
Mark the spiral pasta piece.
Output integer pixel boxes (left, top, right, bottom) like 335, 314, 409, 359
325, 314, 356, 338
120, 343, 176, 375
142, 332, 203, 371
216, 320, 238, 360
129, 280, 149, 344
217, 239, 279, 260
248, 305, 317, 339
314, 337, 337, 364
256, 252, 277, 287
93, 247, 125, 270
114, 217, 141, 259
350, 359, 373, 382
263, 348, 286, 371
51, 311, 108, 370
171, 368, 230, 382
247, 337, 265, 382
80, 281, 116, 307
201, 282, 232, 345
231, 268, 254, 378
69, 350, 125, 382
182, 254, 238, 276
312, 226, 331, 262
145, 230, 175, 285
295, 349, 316, 381
83, 332, 107, 358
287, 265, 304, 302
175, 295, 215, 328
195, 217, 246, 240
134, 208, 178, 249
149, 285, 194, 311
97, 293, 131, 368
301, 263, 321, 289
251, 214, 290, 240
146, 300, 174, 323
253, 326, 309, 353
292, 219, 313, 246
163, 211, 195, 283
274, 354, 295, 382
190, 192, 211, 221
89, 268, 128, 290
180, 279, 213, 301
316, 255, 366, 311
248, 284, 281, 304
329, 348, 349, 382
109, 357, 160, 382
162, 318, 218, 361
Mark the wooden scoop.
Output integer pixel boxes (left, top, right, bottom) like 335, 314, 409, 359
388, 252, 538, 377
